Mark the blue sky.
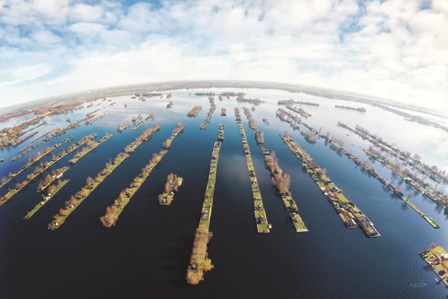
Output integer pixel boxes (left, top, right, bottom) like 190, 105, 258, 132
0, 0, 447, 110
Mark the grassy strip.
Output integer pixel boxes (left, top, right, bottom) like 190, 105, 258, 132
48, 125, 161, 230
69, 133, 113, 164
218, 124, 224, 141
365, 148, 446, 208
281, 134, 379, 237
1, 136, 73, 188
199, 141, 221, 230
12, 139, 46, 161
234, 110, 270, 233
100, 123, 184, 227
420, 245, 448, 287
24, 179, 70, 220
48, 153, 129, 230
131, 113, 153, 130
37, 166, 69, 192
125, 124, 160, 153
242, 107, 308, 233
403, 196, 439, 228
186, 137, 222, 285
279, 111, 438, 230
131, 121, 144, 130
0, 134, 95, 206
200, 97, 216, 129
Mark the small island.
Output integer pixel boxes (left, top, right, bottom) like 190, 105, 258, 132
187, 105, 202, 117
158, 173, 183, 205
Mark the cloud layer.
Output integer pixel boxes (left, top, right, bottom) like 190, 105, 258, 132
0, 0, 447, 111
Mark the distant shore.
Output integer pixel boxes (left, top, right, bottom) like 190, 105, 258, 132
1, 80, 446, 126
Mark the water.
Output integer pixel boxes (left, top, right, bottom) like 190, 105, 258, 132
0, 89, 447, 298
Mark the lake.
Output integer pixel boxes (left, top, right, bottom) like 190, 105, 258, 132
0, 88, 447, 299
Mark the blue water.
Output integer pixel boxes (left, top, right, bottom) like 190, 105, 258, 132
0, 90, 447, 298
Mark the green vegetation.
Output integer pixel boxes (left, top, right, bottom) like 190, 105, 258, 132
281, 134, 379, 237
242, 107, 308, 233
125, 124, 160, 153
69, 133, 113, 164
365, 147, 447, 207
1, 136, 73, 188
280, 113, 438, 229
338, 122, 448, 206
24, 179, 70, 220
403, 196, 439, 228
158, 173, 183, 205
235, 108, 270, 233
218, 124, 224, 141
12, 139, 46, 162
186, 225, 214, 285
40, 109, 105, 143
131, 121, 144, 130
162, 123, 183, 149
186, 138, 221, 285
117, 121, 131, 132
187, 105, 202, 117
48, 125, 161, 230
37, 166, 69, 192
0, 115, 46, 150
200, 97, 216, 129
0, 134, 96, 207
420, 244, 448, 287
85, 112, 106, 125
100, 123, 184, 227
49, 152, 130, 230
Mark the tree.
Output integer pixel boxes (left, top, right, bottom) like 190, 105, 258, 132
87, 140, 96, 148
86, 177, 94, 188
165, 180, 172, 193
279, 173, 291, 194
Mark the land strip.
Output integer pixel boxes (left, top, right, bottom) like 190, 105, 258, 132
47, 125, 160, 230
1, 136, 74, 188
281, 134, 380, 237
100, 123, 184, 227
186, 133, 222, 285
234, 108, 270, 233
243, 107, 308, 232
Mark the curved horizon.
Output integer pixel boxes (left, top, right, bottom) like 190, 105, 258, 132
1, 80, 446, 120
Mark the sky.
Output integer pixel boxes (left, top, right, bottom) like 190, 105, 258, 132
0, 0, 447, 111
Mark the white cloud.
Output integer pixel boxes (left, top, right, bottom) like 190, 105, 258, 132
0, 64, 51, 87
0, 0, 446, 113
31, 29, 61, 44
69, 22, 106, 36
70, 3, 103, 22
